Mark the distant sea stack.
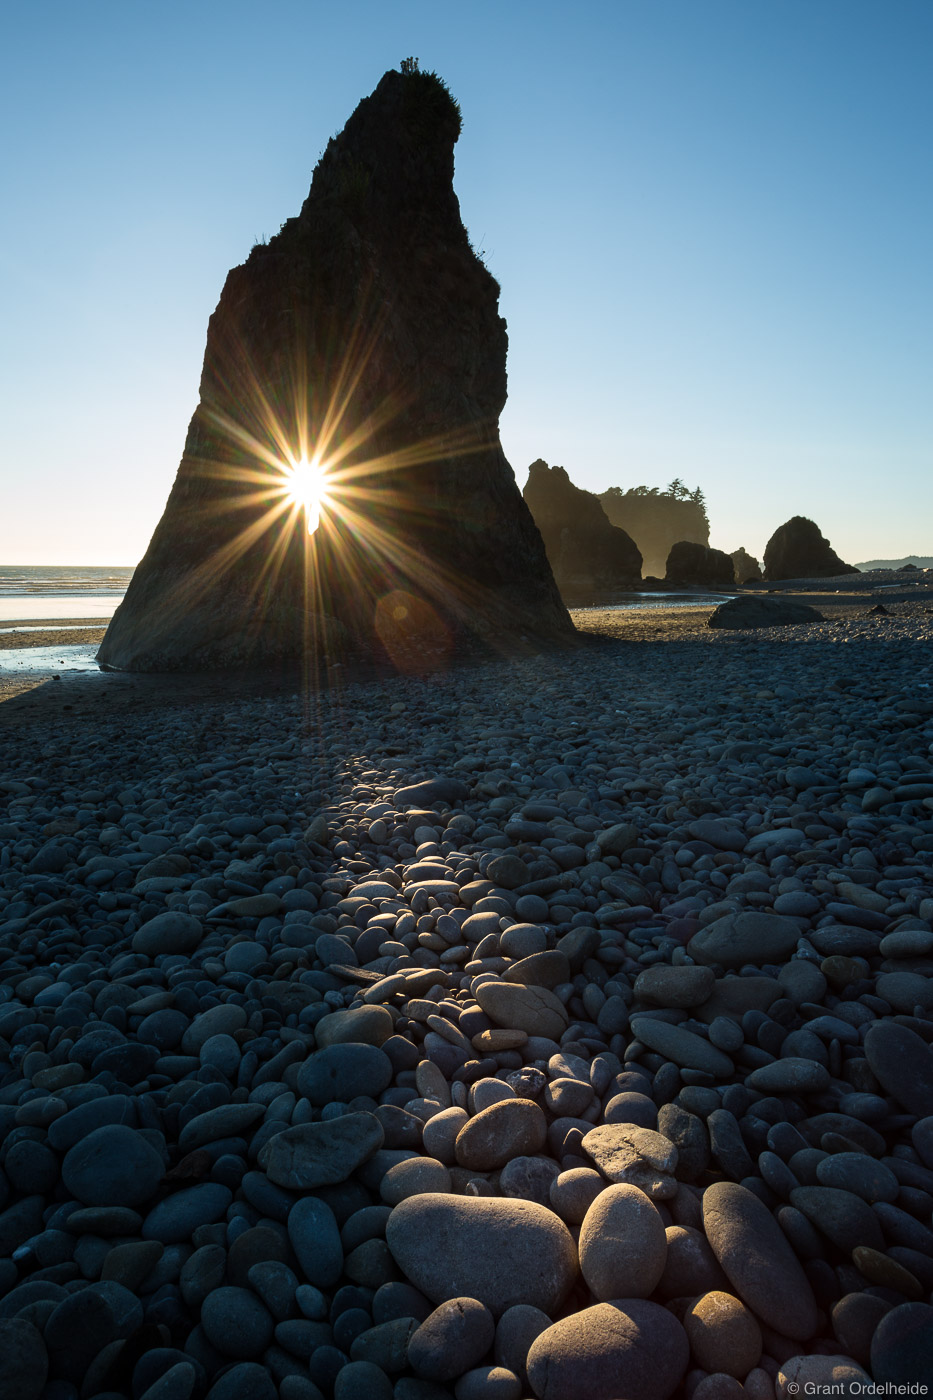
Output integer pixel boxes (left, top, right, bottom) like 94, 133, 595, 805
763, 516, 857, 581
730, 547, 762, 583
98, 67, 571, 673
665, 541, 734, 589
522, 461, 642, 603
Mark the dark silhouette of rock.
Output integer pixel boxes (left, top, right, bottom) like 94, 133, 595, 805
98, 67, 571, 673
600, 480, 709, 578
730, 548, 762, 583
763, 517, 857, 582
707, 596, 824, 629
665, 541, 734, 588
522, 462, 642, 603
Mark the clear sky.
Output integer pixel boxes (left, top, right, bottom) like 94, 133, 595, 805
1, 0, 931, 566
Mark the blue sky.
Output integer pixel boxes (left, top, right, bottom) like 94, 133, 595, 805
1, 1, 930, 565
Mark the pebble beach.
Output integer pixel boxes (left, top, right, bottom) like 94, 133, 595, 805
1, 578, 932, 1400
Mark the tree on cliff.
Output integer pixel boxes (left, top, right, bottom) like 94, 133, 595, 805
599, 481, 710, 578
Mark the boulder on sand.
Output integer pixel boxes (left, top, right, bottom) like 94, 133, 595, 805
98, 66, 571, 672
707, 596, 824, 629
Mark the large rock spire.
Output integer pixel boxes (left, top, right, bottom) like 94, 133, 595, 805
99, 67, 570, 672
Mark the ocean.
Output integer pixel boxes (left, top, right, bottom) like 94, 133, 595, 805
0, 566, 133, 624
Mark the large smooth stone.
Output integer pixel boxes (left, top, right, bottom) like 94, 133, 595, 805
790, 1187, 885, 1254
475, 981, 569, 1039
693, 977, 781, 1022
629, 1017, 733, 1077
142, 1185, 232, 1244
455, 1100, 547, 1171
745, 1058, 831, 1095
288, 1196, 343, 1289
385, 1194, 576, 1317
864, 1022, 933, 1117
259, 1113, 384, 1190
702, 1181, 818, 1340
0, 1318, 48, 1400
131, 911, 204, 957
689, 912, 800, 969
526, 1300, 688, 1400
632, 965, 715, 1007
297, 1044, 393, 1106
578, 1185, 667, 1300
314, 1006, 395, 1047
683, 1291, 761, 1379
408, 1298, 495, 1382
581, 1125, 678, 1200
62, 1125, 164, 1209
777, 1355, 870, 1398
870, 1303, 933, 1386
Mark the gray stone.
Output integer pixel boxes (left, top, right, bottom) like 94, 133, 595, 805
142, 1184, 233, 1244
408, 1298, 495, 1382
789, 1186, 885, 1253
689, 912, 800, 968
297, 1044, 393, 1106
870, 1303, 933, 1387
578, 1184, 667, 1300
702, 1181, 818, 1340
632, 964, 715, 1007
288, 1196, 343, 1288
200, 1287, 274, 1359
582, 1124, 679, 1199
475, 980, 569, 1039
132, 911, 204, 957
0, 1318, 47, 1400
526, 1300, 689, 1400
385, 1193, 576, 1317
455, 1100, 547, 1171
707, 596, 824, 629
816, 1153, 899, 1204
62, 1125, 164, 1208
259, 1113, 385, 1189
745, 1058, 831, 1095
630, 1016, 733, 1077
865, 1022, 933, 1117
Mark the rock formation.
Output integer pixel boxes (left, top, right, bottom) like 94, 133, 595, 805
600, 482, 709, 579
763, 517, 857, 582
522, 462, 642, 603
665, 541, 735, 589
730, 547, 762, 583
98, 68, 572, 672
707, 596, 824, 629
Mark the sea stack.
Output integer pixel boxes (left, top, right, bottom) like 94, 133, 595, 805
98, 66, 571, 672
523, 461, 642, 603
763, 516, 857, 581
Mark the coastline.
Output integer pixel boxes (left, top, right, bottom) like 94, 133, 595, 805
1, 577, 932, 716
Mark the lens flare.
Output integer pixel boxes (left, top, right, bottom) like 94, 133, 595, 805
284, 455, 330, 533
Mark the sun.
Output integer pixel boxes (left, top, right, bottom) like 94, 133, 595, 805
283, 455, 331, 533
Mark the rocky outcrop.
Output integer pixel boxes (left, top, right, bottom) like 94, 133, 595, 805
98, 68, 572, 672
730, 547, 762, 583
763, 517, 857, 581
707, 596, 825, 629
600, 482, 709, 579
522, 462, 642, 603
665, 542, 734, 588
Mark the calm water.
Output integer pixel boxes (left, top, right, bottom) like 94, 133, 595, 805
577, 591, 735, 611
0, 565, 133, 621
